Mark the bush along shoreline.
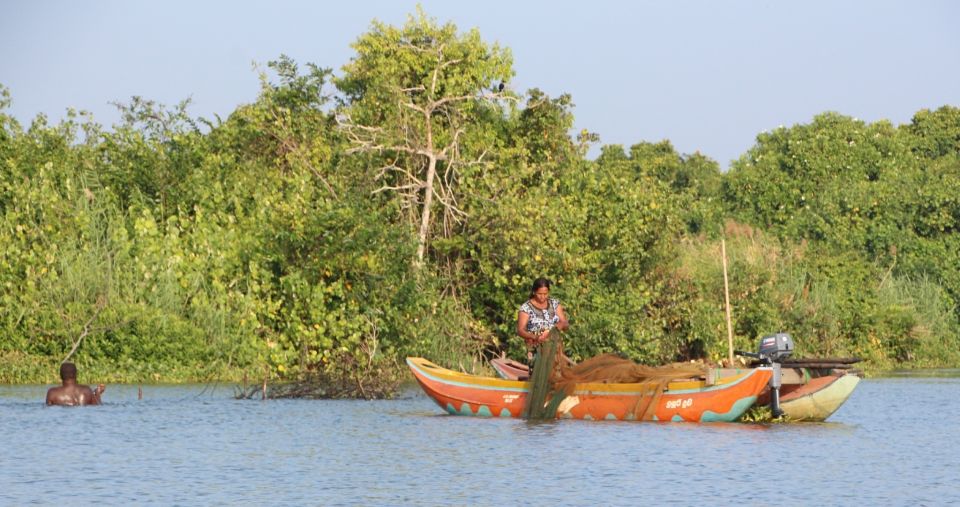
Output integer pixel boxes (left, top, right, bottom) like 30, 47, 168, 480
2, 11, 959, 390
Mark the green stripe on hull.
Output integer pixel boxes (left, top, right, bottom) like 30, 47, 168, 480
699, 396, 757, 422
444, 402, 496, 417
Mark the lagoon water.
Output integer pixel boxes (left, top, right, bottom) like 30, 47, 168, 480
2, 373, 958, 506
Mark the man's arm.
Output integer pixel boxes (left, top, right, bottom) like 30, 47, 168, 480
92, 384, 105, 404
78, 385, 103, 405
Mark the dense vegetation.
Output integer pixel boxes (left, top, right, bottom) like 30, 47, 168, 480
2, 10, 959, 390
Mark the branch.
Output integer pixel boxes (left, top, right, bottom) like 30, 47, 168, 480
375, 162, 420, 183
62, 298, 107, 363
401, 100, 427, 115
432, 178, 467, 223
438, 58, 462, 70
430, 94, 474, 110
429, 44, 447, 97
480, 90, 521, 104
433, 89, 520, 110
441, 128, 466, 159
267, 107, 339, 199
345, 142, 436, 159
373, 182, 422, 195
338, 113, 439, 159
336, 113, 385, 136
398, 41, 433, 53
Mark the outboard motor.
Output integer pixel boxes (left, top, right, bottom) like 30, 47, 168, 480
735, 333, 794, 417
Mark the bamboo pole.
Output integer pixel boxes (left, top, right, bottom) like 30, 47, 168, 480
722, 238, 735, 366
262, 365, 268, 400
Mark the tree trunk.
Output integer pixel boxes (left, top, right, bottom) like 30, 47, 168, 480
415, 106, 437, 267
416, 154, 437, 265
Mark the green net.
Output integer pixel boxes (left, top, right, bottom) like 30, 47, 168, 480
522, 329, 707, 421
521, 329, 561, 420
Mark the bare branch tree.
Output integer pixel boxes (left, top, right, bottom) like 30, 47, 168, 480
338, 23, 516, 267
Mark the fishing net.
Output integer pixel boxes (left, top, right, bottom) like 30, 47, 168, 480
521, 330, 563, 419
523, 329, 707, 421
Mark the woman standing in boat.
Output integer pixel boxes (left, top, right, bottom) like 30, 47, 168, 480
517, 277, 569, 366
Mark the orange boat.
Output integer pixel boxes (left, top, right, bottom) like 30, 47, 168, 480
493, 357, 861, 422
407, 357, 772, 422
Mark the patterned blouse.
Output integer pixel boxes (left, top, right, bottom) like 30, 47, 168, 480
519, 297, 562, 335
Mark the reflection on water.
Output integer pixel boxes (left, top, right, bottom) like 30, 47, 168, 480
3, 377, 958, 505
880, 368, 960, 378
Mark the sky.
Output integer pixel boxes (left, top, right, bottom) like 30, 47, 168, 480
2, 0, 958, 168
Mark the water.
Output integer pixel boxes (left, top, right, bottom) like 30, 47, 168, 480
3, 375, 958, 506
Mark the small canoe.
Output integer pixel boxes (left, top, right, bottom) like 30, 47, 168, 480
490, 356, 530, 380
493, 358, 861, 422
758, 369, 861, 421
408, 357, 771, 422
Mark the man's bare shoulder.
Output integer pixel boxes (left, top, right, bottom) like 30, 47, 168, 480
46, 386, 75, 406
46, 384, 97, 406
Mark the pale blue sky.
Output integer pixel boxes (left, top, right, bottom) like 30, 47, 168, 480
2, 0, 958, 167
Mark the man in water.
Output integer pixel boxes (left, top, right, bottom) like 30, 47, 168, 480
46, 362, 105, 406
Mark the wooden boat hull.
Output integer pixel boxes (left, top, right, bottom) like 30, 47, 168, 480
408, 357, 771, 422
760, 371, 861, 421
493, 358, 861, 422
490, 357, 530, 380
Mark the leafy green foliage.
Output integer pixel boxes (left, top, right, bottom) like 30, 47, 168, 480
720, 108, 960, 367
336, 8, 515, 266
2, 14, 958, 388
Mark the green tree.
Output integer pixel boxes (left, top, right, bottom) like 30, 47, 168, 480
335, 8, 514, 266
906, 106, 960, 159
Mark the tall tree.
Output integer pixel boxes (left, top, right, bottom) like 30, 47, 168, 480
335, 8, 514, 266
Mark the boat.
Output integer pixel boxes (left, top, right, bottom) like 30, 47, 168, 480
407, 357, 772, 422
755, 363, 862, 421
490, 356, 531, 380
492, 357, 861, 422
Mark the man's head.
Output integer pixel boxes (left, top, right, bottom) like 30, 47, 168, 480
59, 362, 78, 381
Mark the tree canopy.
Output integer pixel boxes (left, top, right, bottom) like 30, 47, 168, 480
1, 12, 958, 390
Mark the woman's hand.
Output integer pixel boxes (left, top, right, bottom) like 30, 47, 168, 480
536, 330, 550, 343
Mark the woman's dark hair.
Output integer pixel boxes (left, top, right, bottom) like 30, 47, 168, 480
529, 277, 552, 298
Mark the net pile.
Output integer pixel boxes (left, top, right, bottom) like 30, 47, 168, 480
523, 329, 707, 421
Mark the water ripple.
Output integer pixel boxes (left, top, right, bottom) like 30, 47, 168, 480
2, 380, 958, 505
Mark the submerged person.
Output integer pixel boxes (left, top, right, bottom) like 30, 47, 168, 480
46, 362, 105, 406
517, 277, 570, 367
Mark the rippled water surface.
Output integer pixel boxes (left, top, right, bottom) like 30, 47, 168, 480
3, 375, 958, 505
